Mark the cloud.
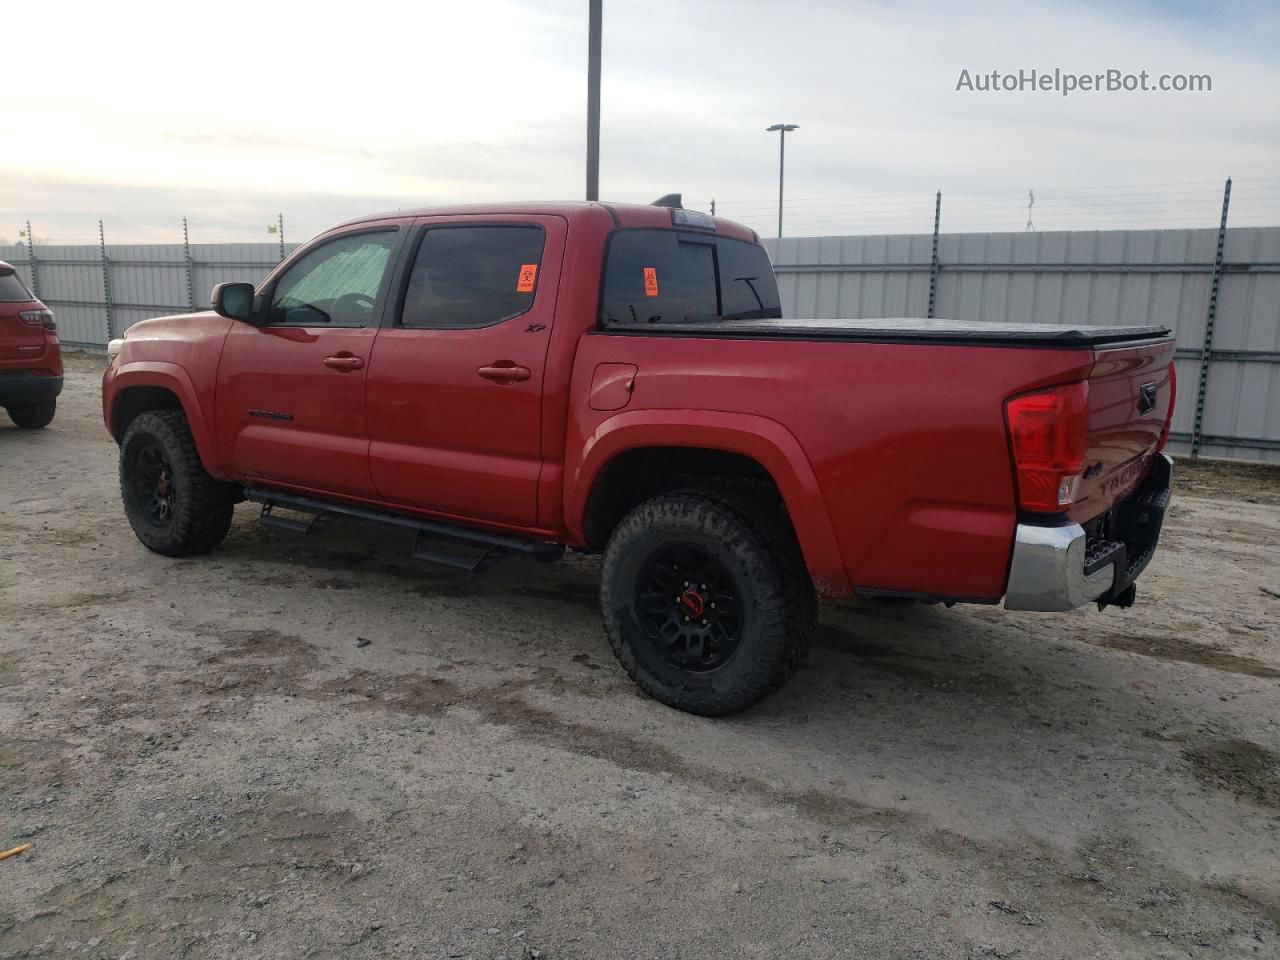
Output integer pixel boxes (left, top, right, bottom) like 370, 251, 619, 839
3, 0, 1277, 242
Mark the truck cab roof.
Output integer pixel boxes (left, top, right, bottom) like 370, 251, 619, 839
335, 201, 759, 243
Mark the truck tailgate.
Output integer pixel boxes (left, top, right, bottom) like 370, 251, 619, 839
1069, 337, 1176, 522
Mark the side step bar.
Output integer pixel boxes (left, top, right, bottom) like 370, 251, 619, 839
244, 487, 564, 574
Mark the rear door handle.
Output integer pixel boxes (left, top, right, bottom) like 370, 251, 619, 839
323, 354, 364, 372
477, 363, 531, 383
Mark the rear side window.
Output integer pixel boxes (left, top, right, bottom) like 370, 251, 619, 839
0, 270, 33, 302
400, 225, 545, 328
601, 230, 781, 325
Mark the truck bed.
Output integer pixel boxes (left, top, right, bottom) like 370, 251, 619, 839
604, 317, 1171, 348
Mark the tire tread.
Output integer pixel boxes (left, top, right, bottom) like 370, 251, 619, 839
120, 410, 234, 556
601, 491, 815, 716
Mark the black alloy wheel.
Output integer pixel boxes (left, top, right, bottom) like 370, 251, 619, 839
634, 543, 744, 672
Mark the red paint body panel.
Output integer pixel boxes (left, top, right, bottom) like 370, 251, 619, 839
365, 214, 567, 525
102, 311, 233, 477
217, 324, 381, 497
1068, 339, 1176, 523
0, 271, 62, 375
101, 201, 1174, 605
562, 405, 849, 594
565, 333, 1095, 600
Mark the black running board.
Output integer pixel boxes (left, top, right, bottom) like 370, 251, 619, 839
245, 487, 564, 574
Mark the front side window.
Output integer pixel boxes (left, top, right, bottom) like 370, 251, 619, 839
400, 225, 545, 329
268, 230, 396, 327
601, 230, 782, 326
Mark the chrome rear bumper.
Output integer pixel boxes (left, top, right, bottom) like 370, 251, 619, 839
1005, 453, 1173, 612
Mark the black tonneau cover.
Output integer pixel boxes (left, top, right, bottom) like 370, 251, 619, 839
604, 317, 1172, 348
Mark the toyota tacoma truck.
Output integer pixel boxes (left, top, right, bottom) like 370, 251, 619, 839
102, 199, 1176, 715
0, 259, 62, 428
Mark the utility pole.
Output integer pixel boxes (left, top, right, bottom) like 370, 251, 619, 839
586, 0, 602, 201
766, 123, 798, 239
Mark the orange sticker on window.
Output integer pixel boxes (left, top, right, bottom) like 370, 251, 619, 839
516, 263, 538, 293
643, 267, 659, 297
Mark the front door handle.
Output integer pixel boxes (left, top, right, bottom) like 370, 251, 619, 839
477, 363, 531, 384
323, 354, 364, 372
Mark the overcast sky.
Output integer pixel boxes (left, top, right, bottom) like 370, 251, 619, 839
4, 0, 1278, 244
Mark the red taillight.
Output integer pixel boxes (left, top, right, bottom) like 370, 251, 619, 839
1156, 362, 1176, 452
1005, 382, 1090, 513
19, 309, 56, 331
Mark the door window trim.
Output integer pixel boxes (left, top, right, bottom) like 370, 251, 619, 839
257, 225, 403, 329
390, 222, 549, 331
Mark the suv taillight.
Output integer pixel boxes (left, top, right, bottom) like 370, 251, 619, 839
19, 309, 56, 331
1156, 362, 1176, 452
1005, 382, 1089, 513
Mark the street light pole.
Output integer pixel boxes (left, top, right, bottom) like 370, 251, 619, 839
766, 123, 798, 239
586, 0, 602, 201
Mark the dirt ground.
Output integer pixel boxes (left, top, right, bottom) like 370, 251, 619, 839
2, 353, 1279, 960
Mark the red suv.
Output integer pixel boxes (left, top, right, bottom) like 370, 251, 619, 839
0, 260, 62, 429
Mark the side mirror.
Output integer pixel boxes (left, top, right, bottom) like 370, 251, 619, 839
211, 282, 258, 323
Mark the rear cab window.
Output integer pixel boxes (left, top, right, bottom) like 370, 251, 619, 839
600, 230, 781, 326
0, 269, 34, 302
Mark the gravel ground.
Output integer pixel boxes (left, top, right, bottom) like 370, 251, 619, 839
2, 352, 1279, 960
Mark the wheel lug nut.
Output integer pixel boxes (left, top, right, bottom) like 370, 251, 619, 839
701, 619, 708, 626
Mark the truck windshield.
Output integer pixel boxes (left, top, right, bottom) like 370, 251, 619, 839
601, 230, 781, 325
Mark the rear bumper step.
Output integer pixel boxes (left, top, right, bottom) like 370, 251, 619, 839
245, 487, 564, 574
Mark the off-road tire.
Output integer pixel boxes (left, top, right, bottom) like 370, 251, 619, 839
686, 485, 819, 640
601, 492, 815, 716
120, 410, 235, 556
6, 398, 56, 429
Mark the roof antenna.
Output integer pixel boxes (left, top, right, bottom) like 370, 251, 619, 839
651, 193, 683, 209
1025, 189, 1036, 232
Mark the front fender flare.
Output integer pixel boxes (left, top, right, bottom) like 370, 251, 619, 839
565, 409, 851, 597
106, 360, 226, 478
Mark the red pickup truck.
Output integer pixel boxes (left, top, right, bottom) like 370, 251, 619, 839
103, 200, 1176, 715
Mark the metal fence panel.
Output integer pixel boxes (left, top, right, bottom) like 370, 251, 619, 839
768, 226, 1280, 463
1, 225, 1275, 461
0, 241, 299, 348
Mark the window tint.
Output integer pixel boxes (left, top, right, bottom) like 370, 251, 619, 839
268, 230, 395, 327
715, 236, 783, 321
0, 269, 33, 302
400, 226, 545, 328
601, 230, 781, 326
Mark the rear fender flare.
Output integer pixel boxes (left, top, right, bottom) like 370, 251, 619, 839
108, 361, 226, 478
566, 409, 851, 596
